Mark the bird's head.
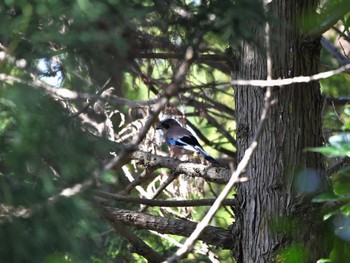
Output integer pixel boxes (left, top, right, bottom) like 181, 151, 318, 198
156, 118, 180, 131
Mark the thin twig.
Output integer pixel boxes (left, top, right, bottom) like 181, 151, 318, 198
69, 77, 112, 119
140, 173, 178, 212
325, 157, 350, 176
119, 168, 156, 196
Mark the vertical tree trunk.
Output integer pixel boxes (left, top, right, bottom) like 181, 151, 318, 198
232, 1, 328, 262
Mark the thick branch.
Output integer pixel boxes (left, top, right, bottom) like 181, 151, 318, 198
103, 208, 165, 263
131, 151, 232, 184
103, 206, 234, 250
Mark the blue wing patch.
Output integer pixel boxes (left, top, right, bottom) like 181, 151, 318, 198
167, 137, 186, 147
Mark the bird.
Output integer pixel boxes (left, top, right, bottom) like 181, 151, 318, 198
156, 118, 219, 164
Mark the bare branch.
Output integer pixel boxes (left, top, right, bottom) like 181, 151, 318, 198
140, 173, 178, 212
103, 206, 233, 250
103, 208, 165, 263
119, 168, 157, 196
131, 151, 232, 184
229, 63, 350, 87
95, 191, 237, 207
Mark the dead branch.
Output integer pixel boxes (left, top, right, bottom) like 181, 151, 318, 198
103, 206, 233, 250
130, 151, 232, 184
95, 191, 237, 207
103, 208, 165, 263
140, 173, 178, 212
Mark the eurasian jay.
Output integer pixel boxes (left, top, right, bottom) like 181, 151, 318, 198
156, 118, 218, 164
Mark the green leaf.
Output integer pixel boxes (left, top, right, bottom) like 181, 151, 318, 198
323, 211, 338, 221
307, 133, 350, 157
317, 258, 332, 263
344, 105, 350, 116
100, 171, 117, 184
306, 146, 349, 157
312, 192, 339, 203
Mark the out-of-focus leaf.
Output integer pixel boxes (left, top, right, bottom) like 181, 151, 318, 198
324, 211, 338, 221
306, 146, 350, 157
100, 171, 117, 184
333, 167, 350, 195
316, 258, 332, 263
344, 106, 350, 117
307, 133, 350, 157
275, 244, 307, 263
312, 192, 340, 203
329, 133, 350, 148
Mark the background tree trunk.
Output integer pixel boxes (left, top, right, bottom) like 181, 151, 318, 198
232, 0, 329, 262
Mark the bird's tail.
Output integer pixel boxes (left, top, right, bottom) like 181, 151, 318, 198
195, 146, 219, 164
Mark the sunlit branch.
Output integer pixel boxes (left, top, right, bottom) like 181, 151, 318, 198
139, 173, 178, 212
131, 151, 232, 184
103, 206, 233, 250
95, 191, 237, 207
119, 168, 157, 196
229, 63, 350, 87
121, 165, 151, 198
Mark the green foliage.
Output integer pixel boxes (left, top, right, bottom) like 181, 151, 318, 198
0, 80, 115, 262
275, 244, 308, 263
308, 111, 350, 261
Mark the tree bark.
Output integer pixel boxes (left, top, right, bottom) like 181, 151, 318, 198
232, 0, 329, 262
103, 206, 233, 249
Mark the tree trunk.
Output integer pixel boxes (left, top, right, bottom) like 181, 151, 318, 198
232, 0, 328, 262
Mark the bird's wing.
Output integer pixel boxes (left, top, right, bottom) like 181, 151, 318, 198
166, 135, 199, 152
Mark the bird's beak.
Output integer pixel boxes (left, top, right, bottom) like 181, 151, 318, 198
156, 124, 161, 130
